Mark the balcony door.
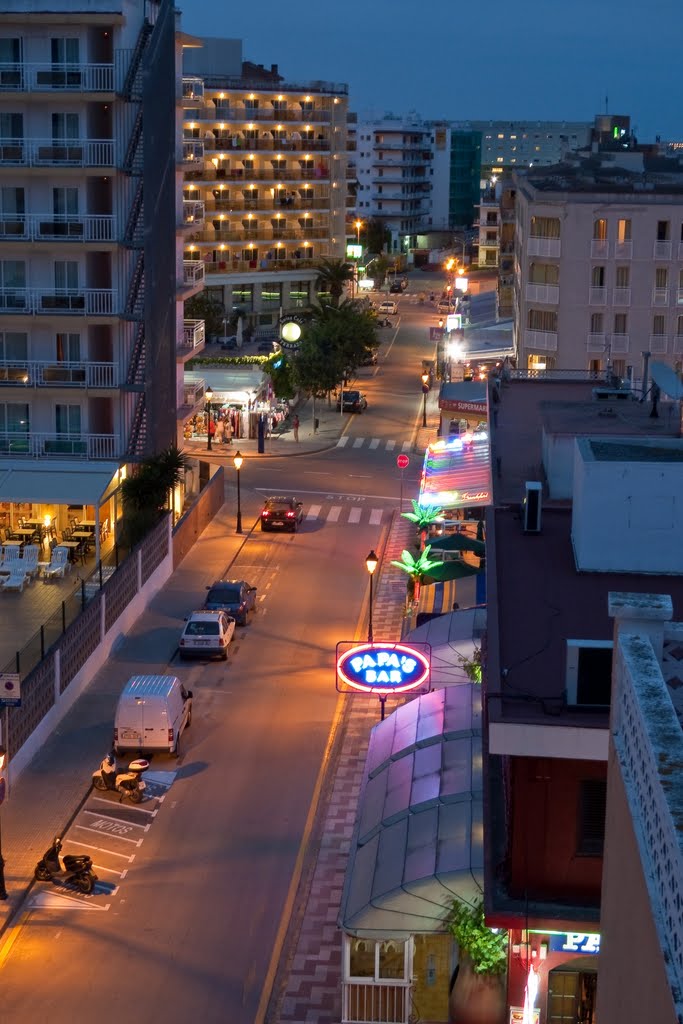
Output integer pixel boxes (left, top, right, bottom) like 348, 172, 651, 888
0, 186, 25, 238
0, 38, 22, 88
55, 403, 81, 436
0, 401, 30, 455
51, 112, 79, 142
52, 260, 83, 311
0, 259, 26, 310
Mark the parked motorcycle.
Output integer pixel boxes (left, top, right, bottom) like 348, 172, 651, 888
92, 750, 149, 803
377, 317, 392, 328
35, 837, 97, 894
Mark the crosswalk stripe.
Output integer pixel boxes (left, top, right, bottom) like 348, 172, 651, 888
369, 509, 382, 525
352, 438, 364, 449
327, 506, 341, 522
401, 441, 411, 453
306, 504, 321, 520
348, 508, 361, 524
336, 436, 349, 448
386, 440, 396, 451
369, 438, 380, 450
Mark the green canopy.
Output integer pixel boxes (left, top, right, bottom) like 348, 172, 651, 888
429, 534, 486, 556
423, 561, 482, 583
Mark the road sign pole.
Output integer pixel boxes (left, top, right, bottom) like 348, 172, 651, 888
400, 468, 404, 513
396, 453, 410, 512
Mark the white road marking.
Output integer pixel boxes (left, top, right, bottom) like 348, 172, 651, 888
306, 504, 321, 520
336, 436, 349, 448
386, 440, 396, 451
29, 892, 112, 911
348, 508, 361, 524
327, 506, 341, 522
83, 809, 150, 831
401, 441, 411, 452
68, 839, 136, 861
369, 438, 380, 450
75, 823, 143, 846
370, 509, 383, 525
352, 438, 364, 448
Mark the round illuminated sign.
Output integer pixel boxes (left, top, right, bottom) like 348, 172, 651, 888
281, 321, 302, 344
337, 642, 430, 694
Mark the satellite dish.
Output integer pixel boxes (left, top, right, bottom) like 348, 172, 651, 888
650, 361, 683, 400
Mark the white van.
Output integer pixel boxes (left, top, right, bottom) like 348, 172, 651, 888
114, 675, 193, 757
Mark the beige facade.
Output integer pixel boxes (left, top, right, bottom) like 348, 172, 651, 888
514, 159, 683, 376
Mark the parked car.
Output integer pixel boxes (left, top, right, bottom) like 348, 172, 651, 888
204, 579, 257, 626
260, 496, 305, 532
389, 282, 402, 294
336, 389, 368, 413
378, 300, 398, 315
179, 610, 235, 661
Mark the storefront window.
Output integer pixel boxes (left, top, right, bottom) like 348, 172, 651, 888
346, 937, 409, 982
289, 281, 309, 307
349, 940, 375, 979
261, 282, 282, 308
378, 941, 406, 980
232, 284, 253, 310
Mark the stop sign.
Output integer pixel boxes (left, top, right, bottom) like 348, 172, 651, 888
397, 454, 409, 469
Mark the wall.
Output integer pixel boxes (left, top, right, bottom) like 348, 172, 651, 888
508, 756, 605, 905
541, 431, 575, 499
172, 463, 224, 567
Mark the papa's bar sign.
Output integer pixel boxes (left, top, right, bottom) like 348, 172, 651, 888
336, 641, 431, 695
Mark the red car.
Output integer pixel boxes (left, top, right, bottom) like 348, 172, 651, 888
260, 496, 305, 533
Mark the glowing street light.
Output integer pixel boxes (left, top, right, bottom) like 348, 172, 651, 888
205, 386, 214, 452
365, 549, 379, 642
421, 371, 430, 428
233, 450, 243, 533
354, 219, 363, 246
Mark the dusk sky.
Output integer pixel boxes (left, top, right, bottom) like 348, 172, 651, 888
181, 0, 682, 142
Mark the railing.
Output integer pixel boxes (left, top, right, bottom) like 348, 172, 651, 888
193, 227, 328, 243
615, 240, 633, 259
525, 283, 559, 304
591, 239, 609, 258
182, 379, 206, 407
0, 62, 115, 92
613, 287, 631, 306
0, 214, 116, 242
203, 196, 328, 213
182, 200, 205, 226
204, 255, 326, 273
0, 431, 119, 458
526, 236, 561, 258
611, 333, 630, 353
181, 261, 205, 287
0, 288, 118, 315
181, 140, 204, 163
523, 329, 558, 352
180, 319, 206, 350
653, 287, 669, 306
649, 334, 669, 353
586, 333, 607, 352
184, 167, 331, 184
510, 367, 607, 381
183, 105, 335, 123
199, 138, 330, 153
653, 240, 672, 259
589, 286, 607, 305
342, 982, 410, 1024
182, 77, 204, 102
0, 138, 115, 167
0, 360, 118, 388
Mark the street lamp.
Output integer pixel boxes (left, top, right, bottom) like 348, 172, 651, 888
365, 549, 378, 642
205, 386, 214, 452
0, 744, 7, 900
421, 371, 430, 428
354, 218, 363, 246
233, 450, 243, 534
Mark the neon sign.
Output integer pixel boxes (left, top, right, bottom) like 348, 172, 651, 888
548, 933, 600, 954
336, 642, 431, 695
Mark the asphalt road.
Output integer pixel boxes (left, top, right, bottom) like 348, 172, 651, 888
0, 286, 442, 1024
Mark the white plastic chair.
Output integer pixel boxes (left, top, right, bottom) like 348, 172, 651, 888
2, 568, 29, 592
21, 544, 40, 579
2, 546, 20, 567
42, 546, 69, 581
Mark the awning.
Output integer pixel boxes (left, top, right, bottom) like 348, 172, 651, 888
339, 685, 483, 939
439, 381, 487, 415
406, 609, 487, 688
0, 463, 119, 506
419, 433, 492, 511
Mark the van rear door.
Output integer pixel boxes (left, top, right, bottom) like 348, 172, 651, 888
144, 698, 171, 750
116, 697, 144, 748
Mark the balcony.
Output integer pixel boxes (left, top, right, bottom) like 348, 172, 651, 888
590, 239, 609, 258
587, 333, 607, 352
524, 329, 558, 352
650, 334, 668, 353
185, 166, 331, 185
589, 286, 607, 305
0, 288, 118, 316
612, 287, 631, 306
610, 333, 630, 353
195, 226, 328, 243
179, 261, 205, 293
526, 237, 560, 258
182, 140, 204, 164
0, 62, 115, 93
182, 77, 204, 104
204, 255, 325, 274
0, 360, 118, 387
0, 138, 115, 168
198, 138, 331, 156
179, 319, 206, 353
615, 240, 633, 259
653, 241, 672, 260
0, 214, 116, 242
182, 200, 205, 228
182, 378, 206, 409
677, 289, 683, 306
653, 287, 669, 306
0, 431, 118, 459
525, 283, 559, 304
204, 196, 328, 214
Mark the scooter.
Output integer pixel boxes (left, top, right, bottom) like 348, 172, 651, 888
377, 317, 392, 328
92, 750, 149, 803
35, 837, 97, 894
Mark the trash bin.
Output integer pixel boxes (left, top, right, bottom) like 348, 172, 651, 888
314, 418, 320, 432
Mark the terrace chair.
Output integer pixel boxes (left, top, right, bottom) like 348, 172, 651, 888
2, 546, 20, 568
1, 568, 29, 592
21, 544, 40, 579
42, 545, 69, 581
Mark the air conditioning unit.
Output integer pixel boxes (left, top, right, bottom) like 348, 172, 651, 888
566, 640, 613, 707
522, 481, 542, 533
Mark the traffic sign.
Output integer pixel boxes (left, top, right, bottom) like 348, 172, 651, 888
397, 454, 409, 470
0, 673, 20, 707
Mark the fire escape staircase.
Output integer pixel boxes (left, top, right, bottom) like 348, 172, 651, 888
119, 20, 153, 102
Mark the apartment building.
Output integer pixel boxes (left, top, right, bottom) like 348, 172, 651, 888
0, 0, 185, 547
355, 114, 433, 253
470, 118, 593, 176
514, 150, 683, 374
181, 37, 350, 333
485, 374, 683, 1023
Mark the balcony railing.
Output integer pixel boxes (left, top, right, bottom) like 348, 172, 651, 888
590, 239, 609, 258
525, 283, 559, 304
587, 333, 607, 352
0, 288, 118, 316
0, 214, 116, 242
0, 62, 115, 92
524, 329, 558, 352
182, 379, 206, 407
0, 138, 115, 167
527, 237, 561, 258
342, 982, 410, 1024
183, 105, 333, 123
0, 360, 118, 387
182, 77, 204, 103
653, 241, 672, 260
182, 200, 205, 226
199, 138, 330, 154
182, 140, 204, 164
589, 286, 607, 305
180, 319, 206, 351
203, 196, 327, 214
615, 240, 633, 259
653, 287, 669, 306
193, 227, 328, 243
180, 261, 205, 287
0, 431, 118, 459
649, 334, 668, 353
613, 287, 631, 306
204, 255, 327, 274
611, 333, 630, 353
184, 167, 331, 184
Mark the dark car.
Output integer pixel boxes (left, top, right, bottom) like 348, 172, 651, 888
336, 389, 368, 413
260, 496, 305, 533
389, 282, 402, 293
204, 579, 257, 625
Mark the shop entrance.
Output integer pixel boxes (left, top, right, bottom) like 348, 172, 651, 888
547, 963, 597, 1024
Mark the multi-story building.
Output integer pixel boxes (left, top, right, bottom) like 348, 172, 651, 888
0, 0, 185, 547
470, 118, 593, 176
355, 114, 433, 253
485, 373, 683, 1023
429, 124, 481, 231
513, 149, 683, 374
181, 37, 349, 333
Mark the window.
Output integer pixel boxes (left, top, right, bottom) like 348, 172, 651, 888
655, 267, 668, 288
0, 111, 23, 139
653, 314, 666, 335
528, 309, 558, 332
51, 112, 79, 141
0, 401, 29, 433
289, 281, 309, 307
677, 315, 683, 337
261, 281, 282, 305
0, 259, 26, 289
53, 187, 78, 216
55, 403, 81, 434
590, 313, 604, 333
529, 216, 560, 239
615, 266, 630, 287
0, 186, 24, 216
232, 283, 253, 307
56, 332, 80, 361
347, 938, 409, 982
529, 262, 559, 285
617, 218, 631, 242
593, 219, 607, 241
577, 779, 607, 856
657, 220, 670, 242
591, 266, 605, 287
244, 98, 259, 111
51, 37, 79, 64
0, 331, 27, 360
54, 260, 79, 290
614, 313, 627, 334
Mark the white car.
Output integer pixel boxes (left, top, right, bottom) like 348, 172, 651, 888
179, 610, 235, 661
378, 300, 398, 315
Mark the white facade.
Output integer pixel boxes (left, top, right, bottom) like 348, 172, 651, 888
470, 119, 592, 171
514, 156, 683, 373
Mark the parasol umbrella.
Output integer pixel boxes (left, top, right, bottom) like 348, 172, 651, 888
236, 316, 244, 349
423, 561, 482, 584
429, 533, 485, 557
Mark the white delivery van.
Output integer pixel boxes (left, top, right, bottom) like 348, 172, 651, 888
114, 675, 193, 757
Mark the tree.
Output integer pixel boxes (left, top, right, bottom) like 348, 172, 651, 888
315, 258, 356, 308
120, 445, 190, 546
184, 293, 226, 337
263, 350, 295, 400
366, 218, 390, 255
390, 546, 441, 607
401, 500, 444, 550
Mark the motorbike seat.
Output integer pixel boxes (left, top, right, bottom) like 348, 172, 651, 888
63, 854, 90, 869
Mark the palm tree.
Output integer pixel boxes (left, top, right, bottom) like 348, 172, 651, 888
391, 546, 440, 607
401, 500, 444, 550
121, 445, 190, 546
315, 258, 356, 307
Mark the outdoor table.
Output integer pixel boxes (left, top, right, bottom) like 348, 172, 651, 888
79, 520, 97, 530
15, 528, 35, 538
23, 519, 45, 528
60, 540, 81, 563
72, 531, 92, 541
3, 539, 23, 547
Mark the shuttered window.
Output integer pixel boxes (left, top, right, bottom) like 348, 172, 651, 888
577, 779, 606, 856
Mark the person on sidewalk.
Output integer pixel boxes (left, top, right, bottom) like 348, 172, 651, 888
223, 417, 233, 445
292, 414, 300, 442
214, 418, 225, 445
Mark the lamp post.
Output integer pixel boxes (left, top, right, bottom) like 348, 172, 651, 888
355, 218, 363, 247
233, 450, 243, 533
365, 549, 378, 642
421, 371, 430, 428
205, 386, 214, 452
0, 744, 7, 900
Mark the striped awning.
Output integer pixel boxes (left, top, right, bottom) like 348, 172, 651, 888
419, 432, 492, 510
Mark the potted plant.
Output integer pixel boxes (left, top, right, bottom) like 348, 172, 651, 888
445, 897, 507, 1024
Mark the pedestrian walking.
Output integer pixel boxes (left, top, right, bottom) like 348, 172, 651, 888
214, 418, 225, 445
224, 417, 233, 445
292, 414, 300, 442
